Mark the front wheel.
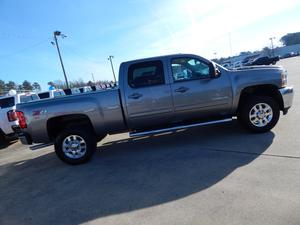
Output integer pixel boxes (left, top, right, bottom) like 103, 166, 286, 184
54, 125, 97, 165
238, 96, 280, 133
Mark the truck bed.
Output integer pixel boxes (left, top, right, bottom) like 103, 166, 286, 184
16, 89, 127, 143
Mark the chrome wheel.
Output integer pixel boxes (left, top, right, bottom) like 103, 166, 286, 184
62, 135, 87, 159
249, 103, 273, 127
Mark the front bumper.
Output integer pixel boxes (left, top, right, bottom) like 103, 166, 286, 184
279, 86, 294, 114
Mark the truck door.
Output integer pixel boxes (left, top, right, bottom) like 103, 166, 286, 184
123, 60, 174, 130
169, 57, 232, 122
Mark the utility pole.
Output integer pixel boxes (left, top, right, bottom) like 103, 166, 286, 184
228, 32, 233, 65
91, 73, 95, 84
108, 55, 117, 83
269, 37, 275, 57
53, 31, 69, 88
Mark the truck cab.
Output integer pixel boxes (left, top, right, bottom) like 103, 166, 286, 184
120, 54, 232, 131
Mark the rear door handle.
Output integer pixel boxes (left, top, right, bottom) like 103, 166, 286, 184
128, 93, 143, 99
175, 87, 189, 93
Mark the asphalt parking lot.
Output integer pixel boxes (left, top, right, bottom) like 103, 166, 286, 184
1, 57, 300, 225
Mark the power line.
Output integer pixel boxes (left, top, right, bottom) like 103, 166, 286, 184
0, 38, 50, 58
63, 45, 107, 64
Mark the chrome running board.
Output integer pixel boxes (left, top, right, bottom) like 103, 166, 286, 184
129, 118, 232, 138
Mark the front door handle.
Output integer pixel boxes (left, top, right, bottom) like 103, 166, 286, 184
128, 93, 143, 99
175, 86, 189, 93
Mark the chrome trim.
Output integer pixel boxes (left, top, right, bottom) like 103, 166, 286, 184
279, 86, 294, 109
129, 118, 232, 137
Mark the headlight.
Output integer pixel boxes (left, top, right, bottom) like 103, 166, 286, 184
281, 71, 288, 87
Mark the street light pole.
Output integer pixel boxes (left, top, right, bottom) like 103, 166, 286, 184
269, 37, 275, 57
53, 31, 69, 89
108, 55, 117, 83
91, 73, 95, 84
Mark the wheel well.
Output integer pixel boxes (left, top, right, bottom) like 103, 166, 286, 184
238, 85, 284, 111
47, 114, 95, 141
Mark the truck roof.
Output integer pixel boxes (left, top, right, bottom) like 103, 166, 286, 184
122, 53, 209, 65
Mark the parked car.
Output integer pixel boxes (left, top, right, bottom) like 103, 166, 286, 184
38, 89, 65, 99
281, 52, 296, 59
79, 86, 92, 93
15, 54, 294, 165
63, 88, 81, 96
246, 56, 279, 66
0, 91, 39, 143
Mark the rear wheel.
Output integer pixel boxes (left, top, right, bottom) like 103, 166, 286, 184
54, 125, 97, 165
238, 96, 280, 133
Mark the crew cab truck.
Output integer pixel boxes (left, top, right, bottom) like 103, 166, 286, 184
15, 54, 294, 164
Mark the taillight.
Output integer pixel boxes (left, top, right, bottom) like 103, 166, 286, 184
7, 110, 18, 122
16, 111, 27, 129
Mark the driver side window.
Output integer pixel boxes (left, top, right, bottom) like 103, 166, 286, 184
171, 57, 211, 82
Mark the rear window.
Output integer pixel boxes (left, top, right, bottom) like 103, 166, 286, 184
0, 97, 15, 109
128, 60, 165, 88
38, 92, 50, 99
20, 94, 39, 103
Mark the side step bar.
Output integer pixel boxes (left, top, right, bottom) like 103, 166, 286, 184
129, 118, 233, 138
30, 143, 53, 150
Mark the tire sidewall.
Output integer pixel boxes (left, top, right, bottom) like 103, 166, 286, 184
55, 126, 96, 165
239, 96, 280, 133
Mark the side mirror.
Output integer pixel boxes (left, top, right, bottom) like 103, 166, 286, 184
214, 68, 221, 78
209, 63, 221, 78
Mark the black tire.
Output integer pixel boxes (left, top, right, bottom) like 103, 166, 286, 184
54, 125, 97, 165
238, 96, 280, 133
0, 133, 6, 146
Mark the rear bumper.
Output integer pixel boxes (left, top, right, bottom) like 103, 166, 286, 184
279, 86, 294, 114
12, 126, 32, 145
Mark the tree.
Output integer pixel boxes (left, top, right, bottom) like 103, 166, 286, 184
280, 32, 300, 46
87, 80, 94, 86
47, 81, 55, 86
17, 85, 24, 92
32, 82, 41, 91
0, 80, 5, 95
5, 81, 16, 91
262, 47, 272, 56
22, 80, 33, 91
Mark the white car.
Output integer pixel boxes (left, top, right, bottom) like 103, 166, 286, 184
0, 92, 39, 143
79, 86, 92, 93
38, 89, 65, 99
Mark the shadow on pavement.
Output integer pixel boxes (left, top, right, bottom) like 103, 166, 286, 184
0, 121, 274, 225
0, 139, 18, 150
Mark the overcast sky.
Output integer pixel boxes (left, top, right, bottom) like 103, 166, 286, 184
1, 0, 300, 90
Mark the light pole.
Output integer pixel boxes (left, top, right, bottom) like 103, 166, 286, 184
269, 37, 276, 57
52, 31, 69, 88
108, 55, 117, 83
91, 73, 95, 84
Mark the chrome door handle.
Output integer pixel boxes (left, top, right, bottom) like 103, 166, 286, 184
175, 87, 189, 93
128, 93, 143, 99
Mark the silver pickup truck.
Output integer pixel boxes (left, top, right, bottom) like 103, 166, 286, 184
15, 54, 294, 164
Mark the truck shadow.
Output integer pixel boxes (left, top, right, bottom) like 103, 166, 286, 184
0, 121, 274, 225
0, 139, 18, 150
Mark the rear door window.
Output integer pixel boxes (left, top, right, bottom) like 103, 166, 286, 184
128, 60, 165, 88
0, 97, 15, 108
